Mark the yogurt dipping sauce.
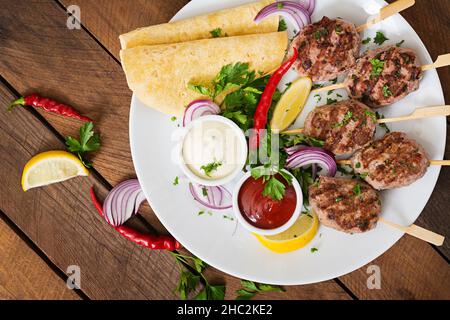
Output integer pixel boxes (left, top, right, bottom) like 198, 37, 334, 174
180, 116, 247, 186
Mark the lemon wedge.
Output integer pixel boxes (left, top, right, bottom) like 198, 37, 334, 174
255, 211, 319, 253
22, 151, 89, 191
270, 77, 312, 133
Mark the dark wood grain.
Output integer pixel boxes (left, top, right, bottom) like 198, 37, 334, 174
0, 218, 80, 300
0, 83, 180, 299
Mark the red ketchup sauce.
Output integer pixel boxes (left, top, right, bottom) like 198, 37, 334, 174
238, 174, 297, 230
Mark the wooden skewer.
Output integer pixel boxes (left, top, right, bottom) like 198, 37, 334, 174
312, 54, 450, 94
282, 105, 450, 135
356, 0, 415, 32
338, 159, 450, 166
379, 217, 445, 246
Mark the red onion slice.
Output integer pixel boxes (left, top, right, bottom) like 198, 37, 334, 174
285, 146, 337, 177
295, 0, 316, 15
103, 179, 146, 227
254, 1, 312, 31
183, 100, 221, 127
189, 183, 232, 210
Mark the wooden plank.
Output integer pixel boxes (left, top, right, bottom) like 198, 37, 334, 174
0, 83, 180, 299
61, 0, 190, 58
55, 0, 450, 300
0, 217, 80, 300
0, 0, 351, 300
340, 235, 450, 299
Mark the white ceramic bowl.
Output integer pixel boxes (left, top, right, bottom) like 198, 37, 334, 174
178, 115, 248, 187
232, 170, 303, 236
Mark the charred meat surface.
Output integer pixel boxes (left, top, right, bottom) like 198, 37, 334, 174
345, 46, 422, 107
303, 99, 377, 155
291, 17, 360, 81
309, 177, 381, 233
351, 132, 429, 190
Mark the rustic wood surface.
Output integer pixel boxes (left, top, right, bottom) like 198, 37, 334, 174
0, 0, 448, 300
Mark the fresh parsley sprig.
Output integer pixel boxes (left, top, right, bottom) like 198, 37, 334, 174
236, 280, 284, 300
171, 252, 225, 300
251, 165, 293, 201
65, 122, 101, 168
201, 161, 222, 177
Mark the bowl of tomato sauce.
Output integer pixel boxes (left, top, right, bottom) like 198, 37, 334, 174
232, 170, 303, 236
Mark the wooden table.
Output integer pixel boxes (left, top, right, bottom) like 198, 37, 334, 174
0, 0, 449, 300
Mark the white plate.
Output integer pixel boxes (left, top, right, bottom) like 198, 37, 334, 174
130, 0, 446, 285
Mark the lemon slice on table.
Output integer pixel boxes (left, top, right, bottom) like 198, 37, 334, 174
270, 77, 312, 133
22, 151, 89, 191
255, 211, 319, 253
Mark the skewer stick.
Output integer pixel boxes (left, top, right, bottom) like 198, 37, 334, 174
379, 217, 445, 246
311, 54, 450, 94
282, 105, 450, 135
337, 159, 450, 166
356, 0, 416, 33
421, 53, 450, 71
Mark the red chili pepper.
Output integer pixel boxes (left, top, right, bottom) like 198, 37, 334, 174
250, 48, 298, 150
89, 187, 181, 251
8, 94, 92, 122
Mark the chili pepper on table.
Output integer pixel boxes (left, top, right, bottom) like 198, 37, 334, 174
8, 93, 92, 122
89, 187, 181, 251
250, 48, 298, 150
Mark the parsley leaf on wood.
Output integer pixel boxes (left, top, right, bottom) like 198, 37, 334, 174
236, 280, 284, 300
65, 122, 100, 168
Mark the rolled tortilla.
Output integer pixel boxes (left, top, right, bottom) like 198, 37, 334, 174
119, 0, 278, 50
120, 32, 288, 116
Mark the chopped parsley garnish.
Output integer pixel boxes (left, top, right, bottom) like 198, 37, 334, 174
278, 19, 287, 32
355, 162, 361, 169
171, 116, 177, 121
327, 90, 334, 95
364, 110, 377, 123
314, 94, 322, 103
353, 183, 361, 196
202, 187, 208, 197
173, 176, 179, 186
374, 31, 389, 45
362, 37, 371, 45
335, 25, 343, 34
312, 83, 324, 90
370, 58, 385, 78
223, 215, 234, 221
201, 161, 222, 177
210, 28, 223, 38
198, 210, 205, 216
314, 28, 328, 40
277, 2, 284, 9
330, 77, 338, 84
327, 97, 338, 105
358, 172, 369, 179
376, 111, 391, 133
332, 111, 353, 128
396, 40, 405, 47
382, 85, 392, 97
311, 247, 318, 253
335, 197, 343, 202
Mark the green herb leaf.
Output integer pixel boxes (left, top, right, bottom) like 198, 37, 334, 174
210, 28, 223, 38
263, 176, 286, 201
175, 271, 201, 300
382, 85, 392, 97
311, 247, 318, 253
241, 280, 259, 292
332, 111, 353, 128
374, 31, 389, 45
369, 58, 385, 78
278, 19, 287, 32
353, 183, 361, 196
65, 122, 101, 168
236, 289, 256, 300
201, 161, 222, 177
258, 284, 285, 293
173, 176, 179, 186
171, 116, 177, 121
208, 285, 226, 300
326, 98, 338, 105
362, 37, 371, 45
336, 197, 343, 202
187, 83, 213, 98
396, 40, 405, 47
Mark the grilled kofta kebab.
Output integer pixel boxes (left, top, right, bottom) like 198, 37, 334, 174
302, 99, 377, 156
291, 16, 361, 81
350, 132, 430, 190
345, 46, 423, 107
309, 176, 381, 233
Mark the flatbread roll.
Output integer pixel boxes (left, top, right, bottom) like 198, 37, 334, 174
119, 0, 278, 49
120, 32, 288, 116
